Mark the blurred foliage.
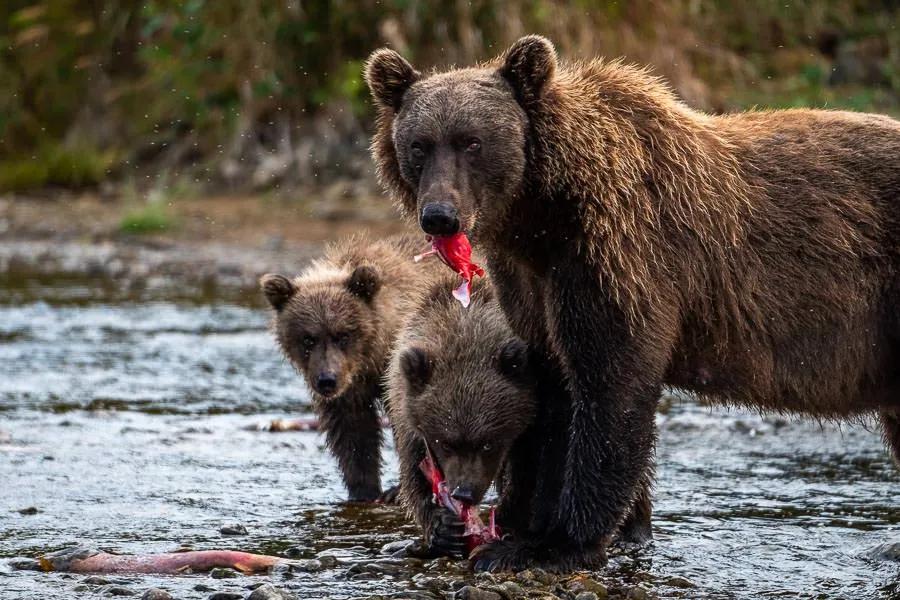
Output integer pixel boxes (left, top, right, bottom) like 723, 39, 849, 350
0, 0, 897, 192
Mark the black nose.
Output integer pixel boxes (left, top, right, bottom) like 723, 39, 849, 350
421, 203, 460, 236
316, 372, 337, 395
451, 485, 475, 505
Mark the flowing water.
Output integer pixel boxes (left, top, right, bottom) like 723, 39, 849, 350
1, 274, 898, 599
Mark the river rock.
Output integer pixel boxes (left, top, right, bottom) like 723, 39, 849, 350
247, 583, 297, 600
662, 575, 694, 588
315, 554, 338, 568
141, 589, 174, 600
575, 593, 599, 600
219, 523, 248, 536
566, 577, 608, 599
210, 567, 240, 579
455, 586, 502, 600
208, 593, 242, 600
490, 581, 527, 599
99, 585, 136, 596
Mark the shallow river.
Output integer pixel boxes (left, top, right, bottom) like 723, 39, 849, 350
1, 277, 898, 599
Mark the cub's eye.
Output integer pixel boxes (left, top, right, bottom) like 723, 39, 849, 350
465, 138, 481, 153
302, 335, 317, 350
334, 333, 351, 349
438, 440, 453, 452
482, 443, 493, 452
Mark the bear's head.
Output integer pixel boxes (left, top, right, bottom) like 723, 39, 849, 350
394, 281, 537, 506
365, 35, 556, 241
260, 265, 382, 400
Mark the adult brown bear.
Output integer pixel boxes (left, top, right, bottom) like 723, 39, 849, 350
365, 35, 900, 572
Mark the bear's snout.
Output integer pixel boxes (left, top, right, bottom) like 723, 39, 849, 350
315, 371, 338, 396
421, 202, 460, 236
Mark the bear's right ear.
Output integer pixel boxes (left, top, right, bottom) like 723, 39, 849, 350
260, 274, 296, 311
365, 48, 420, 112
499, 35, 557, 105
496, 338, 531, 384
400, 347, 433, 394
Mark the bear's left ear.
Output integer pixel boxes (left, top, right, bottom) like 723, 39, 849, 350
496, 338, 531, 384
346, 265, 382, 303
365, 48, 420, 112
499, 35, 557, 105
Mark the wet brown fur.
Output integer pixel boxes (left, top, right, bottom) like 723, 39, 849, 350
367, 36, 900, 569
261, 232, 441, 501
387, 275, 537, 549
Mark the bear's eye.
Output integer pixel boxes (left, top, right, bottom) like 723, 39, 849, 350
410, 141, 426, 160
302, 335, 317, 350
465, 138, 481, 153
482, 443, 493, 453
334, 333, 351, 349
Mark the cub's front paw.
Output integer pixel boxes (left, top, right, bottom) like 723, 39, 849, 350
376, 485, 401, 505
426, 506, 467, 558
471, 536, 606, 573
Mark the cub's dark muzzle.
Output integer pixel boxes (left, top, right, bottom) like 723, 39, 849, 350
315, 372, 338, 396
421, 203, 460, 236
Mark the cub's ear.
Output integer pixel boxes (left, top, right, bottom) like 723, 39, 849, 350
496, 338, 531, 384
400, 347, 433, 394
260, 274, 296, 311
365, 48, 420, 111
346, 265, 382, 303
499, 35, 557, 105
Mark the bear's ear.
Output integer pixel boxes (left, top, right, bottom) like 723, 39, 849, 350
346, 265, 382, 303
401, 347, 433, 394
365, 48, 420, 112
260, 274, 296, 311
496, 338, 531, 384
499, 35, 557, 105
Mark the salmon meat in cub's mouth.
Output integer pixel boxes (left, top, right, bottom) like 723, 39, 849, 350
419, 450, 499, 553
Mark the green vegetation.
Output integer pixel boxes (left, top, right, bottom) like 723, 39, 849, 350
119, 202, 176, 234
0, 146, 113, 192
1, 1, 897, 193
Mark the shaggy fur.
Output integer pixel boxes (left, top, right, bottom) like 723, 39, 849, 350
366, 35, 900, 571
261, 233, 441, 502
387, 275, 538, 554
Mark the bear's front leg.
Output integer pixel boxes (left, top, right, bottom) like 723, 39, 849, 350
318, 382, 384, 502
476, 264, 672, 571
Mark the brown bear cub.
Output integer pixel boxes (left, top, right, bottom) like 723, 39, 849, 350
388, 275, 537, 557
366, 36, 900, 571
261, 233, 440, 502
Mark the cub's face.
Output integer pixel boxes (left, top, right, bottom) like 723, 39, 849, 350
365, 36, 558, 240
399, 337, 535, 506
260, 266, 381, 399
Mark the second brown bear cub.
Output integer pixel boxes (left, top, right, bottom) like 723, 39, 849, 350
261, 233, 440, 502
388, 275, 537, 555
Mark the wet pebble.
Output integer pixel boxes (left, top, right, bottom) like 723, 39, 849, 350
194, 583, 216, 592
566, 577, 608, 599
455, 586, 502, 600
247, 583, 297, 600
16, 506, 39, 515
662, 575, 694, 589
210, 567, 240, 579
141, 589, 174, 600
489, 581, 527, 599
84, 576, 113, 585
380, 538, 416, 557
208, 593, 242, 600
315, 554, 338, 568
99, 584, 136, 596
219, 523, 248, 536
